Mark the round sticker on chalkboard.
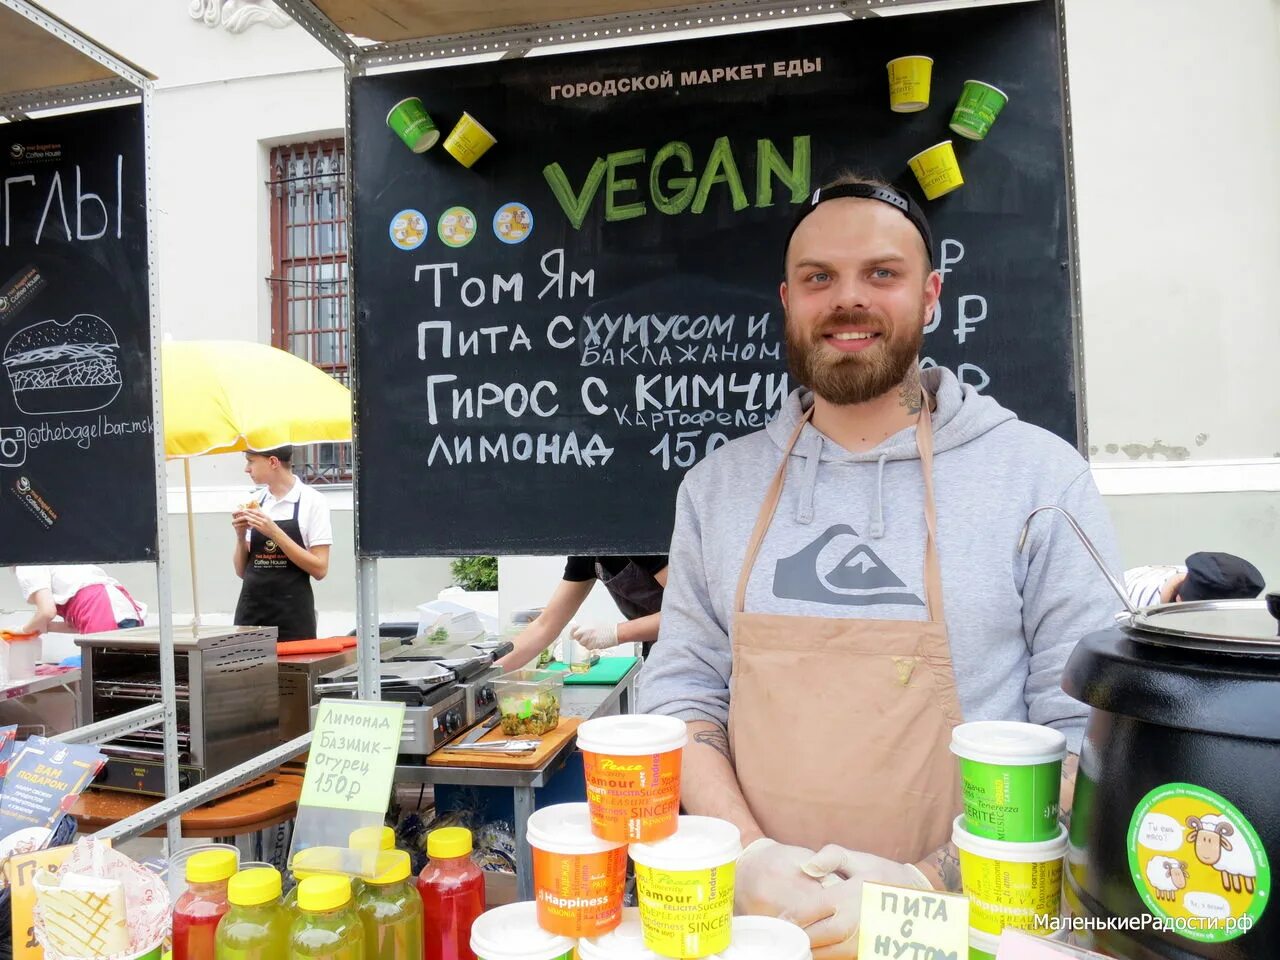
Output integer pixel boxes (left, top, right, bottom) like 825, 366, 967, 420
493, 203, 533, 245
388, 209, 428, 251
438, 206, 477, 249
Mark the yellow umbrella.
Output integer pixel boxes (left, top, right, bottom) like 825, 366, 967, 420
163, 339, 352, 457
161, 340, 353, 625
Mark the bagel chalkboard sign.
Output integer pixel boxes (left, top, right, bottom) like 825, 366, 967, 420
0, 106, 156, 565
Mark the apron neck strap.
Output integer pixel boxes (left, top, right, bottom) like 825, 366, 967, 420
734, 388, 946, 624
733, 407, 810, 614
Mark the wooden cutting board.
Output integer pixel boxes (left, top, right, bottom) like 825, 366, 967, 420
426, 716, 581, 769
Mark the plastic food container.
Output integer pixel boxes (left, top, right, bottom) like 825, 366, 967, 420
629, 816, 741, 958
716, 916, 812, 960
951, 721, 1067, 842
470, 901, 576, 960
953, 815, 1067, 936
577, 907, 667, 960
526, 803, 628, 938
493, 669, 563, 736
577, 714, 687, 843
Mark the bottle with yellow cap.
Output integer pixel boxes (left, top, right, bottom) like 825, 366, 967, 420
290, 875, 366, 960
356, 850, 423, 960
348, 825, 397, 899
418, 827, 485, 960
174, 849, 238, 960
215, 867, 289, 959
283, 846, 345, 917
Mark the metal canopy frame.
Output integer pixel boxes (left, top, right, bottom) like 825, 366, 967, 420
0, 0, 181, 847
276, 0, 1081, 704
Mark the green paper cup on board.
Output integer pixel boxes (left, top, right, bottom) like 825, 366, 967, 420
968, 928, 1000, 960
950, 80, 1009, 141
907, 140, 964, 200
443, 112, 497, 168
385, 97, 439, 153
951, 721, 1066, 842
886, 55, 933, 112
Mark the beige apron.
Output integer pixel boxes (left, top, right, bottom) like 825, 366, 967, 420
728, 397, 964, 864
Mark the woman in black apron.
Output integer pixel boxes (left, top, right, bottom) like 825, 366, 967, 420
232, 447, 329, 641
234, 498, 317, 640
496, 555, 668, 671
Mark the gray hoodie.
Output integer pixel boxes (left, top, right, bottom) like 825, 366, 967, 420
637, 367, 1122, 753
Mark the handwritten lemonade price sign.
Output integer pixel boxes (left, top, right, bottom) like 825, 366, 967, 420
0, 105, 157, 565
858, 882, 970, 960
351, 2, 1077, 555
300, 700, 406, 813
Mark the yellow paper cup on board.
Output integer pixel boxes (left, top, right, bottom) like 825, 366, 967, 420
908, 140, 964, 200
630, 816, 741, 958
953, 815, 1067, 937
443, 112, 497, 168
887, 55, 933, 112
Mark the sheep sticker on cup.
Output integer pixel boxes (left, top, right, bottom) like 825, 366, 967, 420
1127, 783, 1270, 944
443, 112, 497, 168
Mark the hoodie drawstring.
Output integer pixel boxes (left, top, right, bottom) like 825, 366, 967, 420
869, 454, 888, 539
796, 433, 821, 524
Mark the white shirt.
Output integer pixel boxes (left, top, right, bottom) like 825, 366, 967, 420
242, 475, 333, 549
1124, 565, 1185, 608
13, 565, 147, 623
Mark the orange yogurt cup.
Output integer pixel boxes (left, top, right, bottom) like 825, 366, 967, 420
577, 715, 687, 843
527, 802, 628, 938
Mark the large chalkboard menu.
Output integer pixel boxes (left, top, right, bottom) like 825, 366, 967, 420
352, 1, 1077, 556
0, 106, 157, 564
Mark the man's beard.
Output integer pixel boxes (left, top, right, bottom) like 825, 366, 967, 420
785, 307, 923, 405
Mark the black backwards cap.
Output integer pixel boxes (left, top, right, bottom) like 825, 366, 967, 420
784, 182, 935, 273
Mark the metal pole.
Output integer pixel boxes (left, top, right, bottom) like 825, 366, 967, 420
183, 458, 200, 627
343, 53, 381, 701
141, 82, 183, 848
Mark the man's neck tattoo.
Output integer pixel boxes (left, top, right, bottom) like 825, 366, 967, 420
898, 366, 923, 415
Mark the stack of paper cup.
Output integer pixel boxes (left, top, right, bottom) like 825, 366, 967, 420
526, 803, 628, 938
629, 816, 742, 958
950, 721, 1069, 938
470, 901, 576, 960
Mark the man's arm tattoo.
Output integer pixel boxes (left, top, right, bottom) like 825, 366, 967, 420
933, 841, 962, 892
693, 727, 732, 762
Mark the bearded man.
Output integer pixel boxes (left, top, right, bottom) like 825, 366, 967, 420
636, 174, 1123, 958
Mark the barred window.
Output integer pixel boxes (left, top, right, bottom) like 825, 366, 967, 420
267, 139, 351, 484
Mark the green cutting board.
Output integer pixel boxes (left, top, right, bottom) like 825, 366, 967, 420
546, 656, 638, 685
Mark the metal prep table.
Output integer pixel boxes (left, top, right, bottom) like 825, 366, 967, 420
0, 667, 82, 734
393, 658, 640, 900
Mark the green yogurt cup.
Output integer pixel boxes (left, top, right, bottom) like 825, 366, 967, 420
951, 721, 1066, 842
385, 97, 439, 153
949, 80, 1009, 141
968, 927, 1000, 960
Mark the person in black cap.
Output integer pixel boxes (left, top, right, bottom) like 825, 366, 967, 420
1124, 552, 1266, 608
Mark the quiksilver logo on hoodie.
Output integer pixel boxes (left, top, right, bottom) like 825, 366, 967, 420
772, 524, 924, 607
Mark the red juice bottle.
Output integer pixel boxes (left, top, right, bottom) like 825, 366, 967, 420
417, 827, 485, 960
173, 849, 237, 960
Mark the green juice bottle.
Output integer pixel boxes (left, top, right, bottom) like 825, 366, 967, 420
356, 851, 423, 960
215, 867, 289, 959
290, 875, 367, 960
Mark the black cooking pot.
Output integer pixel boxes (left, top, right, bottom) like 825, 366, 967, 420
1062, 598, 1280, 960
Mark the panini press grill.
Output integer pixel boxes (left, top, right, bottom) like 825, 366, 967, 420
314, 639, 509, 757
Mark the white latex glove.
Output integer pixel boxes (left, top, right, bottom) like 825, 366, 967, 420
734, 838, 831, 920
789, 845, 933, 960
570, 621, 619, 650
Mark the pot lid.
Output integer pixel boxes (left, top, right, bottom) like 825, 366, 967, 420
1123, 598, 1280, 655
